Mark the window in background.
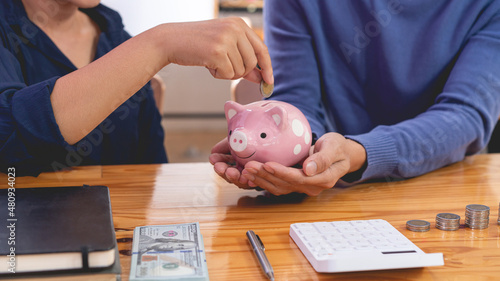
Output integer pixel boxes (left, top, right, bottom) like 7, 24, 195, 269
101, 0, 217, 36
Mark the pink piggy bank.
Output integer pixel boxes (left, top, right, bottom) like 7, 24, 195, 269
224, 100, 312, 168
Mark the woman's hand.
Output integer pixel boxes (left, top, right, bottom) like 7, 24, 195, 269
160, 17, 273, 85
209, 138, 256, 189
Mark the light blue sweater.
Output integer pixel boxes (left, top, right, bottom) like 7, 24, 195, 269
264, 0, 500, 182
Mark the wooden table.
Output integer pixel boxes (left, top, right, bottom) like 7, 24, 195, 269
3, 154, 500, 280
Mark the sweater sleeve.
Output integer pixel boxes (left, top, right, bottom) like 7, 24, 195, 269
0, 45, 69, 176
346, 11, 500, 182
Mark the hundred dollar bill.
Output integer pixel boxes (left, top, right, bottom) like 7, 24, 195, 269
130, 222, 209, 281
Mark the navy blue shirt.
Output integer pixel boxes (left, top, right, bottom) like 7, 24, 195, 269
0, 1, 167, 176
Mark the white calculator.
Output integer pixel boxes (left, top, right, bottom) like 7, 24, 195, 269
290, 219, 444, 273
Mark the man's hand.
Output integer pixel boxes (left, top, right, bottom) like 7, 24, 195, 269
237, 133, 367, 196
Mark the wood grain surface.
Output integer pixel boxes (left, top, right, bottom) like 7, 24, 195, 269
2, 154, 500, 280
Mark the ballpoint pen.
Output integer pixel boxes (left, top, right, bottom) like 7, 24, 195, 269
246, 230, 275, 281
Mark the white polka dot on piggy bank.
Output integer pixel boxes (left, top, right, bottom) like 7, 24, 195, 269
224, 100, 312, 168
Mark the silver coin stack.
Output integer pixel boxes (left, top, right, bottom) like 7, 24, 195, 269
435, 213, 460, 231
406, 220, 430, 232
465, 204, 490, 229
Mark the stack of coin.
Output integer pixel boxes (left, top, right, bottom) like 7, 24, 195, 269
465, 204, 490, 229
435, 213, 460, 231
406, 220, 430, 232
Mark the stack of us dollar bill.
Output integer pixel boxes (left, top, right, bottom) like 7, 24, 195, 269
130, 222, 209, 281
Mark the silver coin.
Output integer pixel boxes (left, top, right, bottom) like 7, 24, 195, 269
436, 226, 460, 231
407, 220, 430, 226
466, 204, 490, 211
466, 224, 489, 229
436, 213, 460, 221
406, 220, 430, 232
465, 217, 489, 221
436, 225, 460, 229
435, 221, 460, 226
465, 214, 490, 219
465, 209, 490, 215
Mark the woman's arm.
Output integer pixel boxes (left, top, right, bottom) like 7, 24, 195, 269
51, 18, 273, 144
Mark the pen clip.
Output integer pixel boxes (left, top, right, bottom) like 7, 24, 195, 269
256, 234, 265, 250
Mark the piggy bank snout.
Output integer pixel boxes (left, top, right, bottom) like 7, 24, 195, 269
229, 130, 248, 152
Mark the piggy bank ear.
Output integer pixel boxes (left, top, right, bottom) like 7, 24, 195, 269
265, 105, 288, 129
224, 101, 245, 120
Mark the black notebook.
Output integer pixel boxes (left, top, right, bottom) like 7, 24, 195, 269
0, 247, 121, 281
0, 185, 118, 276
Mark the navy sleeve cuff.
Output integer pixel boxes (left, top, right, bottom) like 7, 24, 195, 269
11, 77, 67, 150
